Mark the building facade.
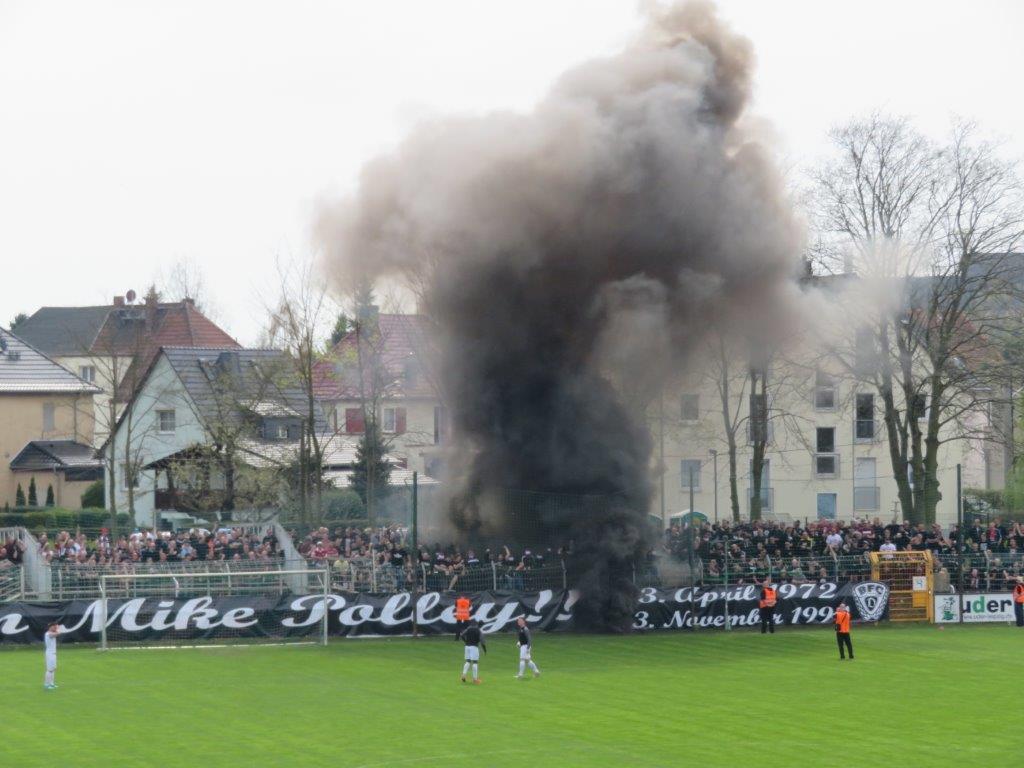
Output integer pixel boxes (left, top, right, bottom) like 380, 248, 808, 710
0, 329, 101, 509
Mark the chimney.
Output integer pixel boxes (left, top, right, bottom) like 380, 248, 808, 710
113, 296, 125, 307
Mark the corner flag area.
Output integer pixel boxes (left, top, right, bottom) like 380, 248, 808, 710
5, 624, 1020, 767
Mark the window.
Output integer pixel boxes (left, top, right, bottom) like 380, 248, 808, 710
855, 328, 876, 374
383, 407, 407, 434
815, 427, 838, 477
680, 460, 702, 490
748, 393, 769, 443
855, 394, 875, 439
157, 409, 176, 433
345, 408, 365, 434
121, 463, 140, 491
433, 406, 448, 445
680, 394, 700, 422
854, 458, 878, 511
748, 459, 772, 511
911, 393, 928, 420
276, 424, 289, 440
79, 365, 96, 383
814, 370, 836, 410
42, 402, 55, 432
816, 427, 835, 453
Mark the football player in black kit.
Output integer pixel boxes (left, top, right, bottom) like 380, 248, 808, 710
515, 616, 541, 679
461, 620, 486, 684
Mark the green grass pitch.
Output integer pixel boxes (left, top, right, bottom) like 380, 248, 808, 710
3, 624, 1022, 767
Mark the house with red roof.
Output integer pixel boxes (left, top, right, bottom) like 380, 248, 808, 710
313, 312, 447, 479
15, 293, 239, 447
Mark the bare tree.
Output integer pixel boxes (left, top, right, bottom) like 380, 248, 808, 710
812, 115, 1024, 524
263, 256, 339, 523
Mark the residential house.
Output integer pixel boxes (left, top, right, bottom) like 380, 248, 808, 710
15, 294, 239, 448
106, 346, 328, 528
655, 274, 994, 528
313, 313, 448, 479
0, 329, 102, 509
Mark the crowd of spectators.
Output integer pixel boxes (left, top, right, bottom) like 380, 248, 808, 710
663, 517, 1024, 588
39, 527, 283, 569
297, 525, 570, 591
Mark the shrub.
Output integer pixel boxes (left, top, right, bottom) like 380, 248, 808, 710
323, 490, 366, 522
80, 480, 105, 509
15, 484, 25, 507
28, 477, 37, 507
45, 484, 55, 507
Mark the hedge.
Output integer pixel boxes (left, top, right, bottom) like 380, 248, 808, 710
0, 508, 132, 534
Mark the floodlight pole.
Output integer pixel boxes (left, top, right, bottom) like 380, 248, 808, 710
956, 463, 964, 612
412, 471, 418, 553
689, 465, 696, 631
710, 449, 719, 523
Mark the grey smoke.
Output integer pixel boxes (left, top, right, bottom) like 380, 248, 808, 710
317, 1, 802, 629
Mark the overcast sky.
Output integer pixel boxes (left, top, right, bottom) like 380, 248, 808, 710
2, 0, 1021, 344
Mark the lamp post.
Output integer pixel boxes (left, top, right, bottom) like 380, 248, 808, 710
709, 449, 719, 523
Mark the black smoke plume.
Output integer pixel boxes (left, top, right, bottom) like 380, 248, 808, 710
317, 1, 802, 630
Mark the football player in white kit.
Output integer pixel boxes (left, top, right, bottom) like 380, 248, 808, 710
44, 622, 60, 690
515, 616, 540, 679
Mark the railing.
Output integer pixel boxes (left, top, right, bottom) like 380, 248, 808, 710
48, 559, 287, 600
0, 567, 23, 601
853, 486, 881, 511
0, 526, 48, 598
317, 558, 568, 594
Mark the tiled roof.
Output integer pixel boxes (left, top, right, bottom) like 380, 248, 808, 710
10, 440, 102, 471
13, 306, 113, 356
313, 314, 439, 401
324, 468, 439, 488
0, 329, 102, 394
161, 347, 327, 433
108, 301, 241, 401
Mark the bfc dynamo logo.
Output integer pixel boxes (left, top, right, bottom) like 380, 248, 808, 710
851, 582, 890, 621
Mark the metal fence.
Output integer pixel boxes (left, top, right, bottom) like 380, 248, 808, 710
0, 567, 23, 601
320, 558, 569, 594
48, 559, 291, 600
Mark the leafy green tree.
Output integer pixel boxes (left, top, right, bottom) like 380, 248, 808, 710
45, 484, 55, 507
349, 422, 391, 508
15, 484, 25, 507
8, 312, 28, 332
329, 313, 350, 346
27, 477, 37, 507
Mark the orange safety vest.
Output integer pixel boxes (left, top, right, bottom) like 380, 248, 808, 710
455, 597, 471, 621
835, 609, 851, 634
759, 587, 777, 609
1014, 584, 1024, 604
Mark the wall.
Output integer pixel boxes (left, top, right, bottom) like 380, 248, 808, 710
54, 354, 129, 448
330, 398, 444, 475
0, 393, 95, 509
655, 358, 967, 528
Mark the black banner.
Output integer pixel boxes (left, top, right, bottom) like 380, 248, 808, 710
0, 581, 888, 645
632, 581, 889, 631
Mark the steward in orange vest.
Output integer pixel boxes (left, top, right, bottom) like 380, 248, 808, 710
455, 596, 472, 639
835, 602, 854, 660
1013, 578, 1024, 628
758, 579, 777, 635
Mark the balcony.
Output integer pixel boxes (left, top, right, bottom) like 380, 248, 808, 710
814, 453, 840, 479
854, 485, 880, 511
747, 487, 774, 512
